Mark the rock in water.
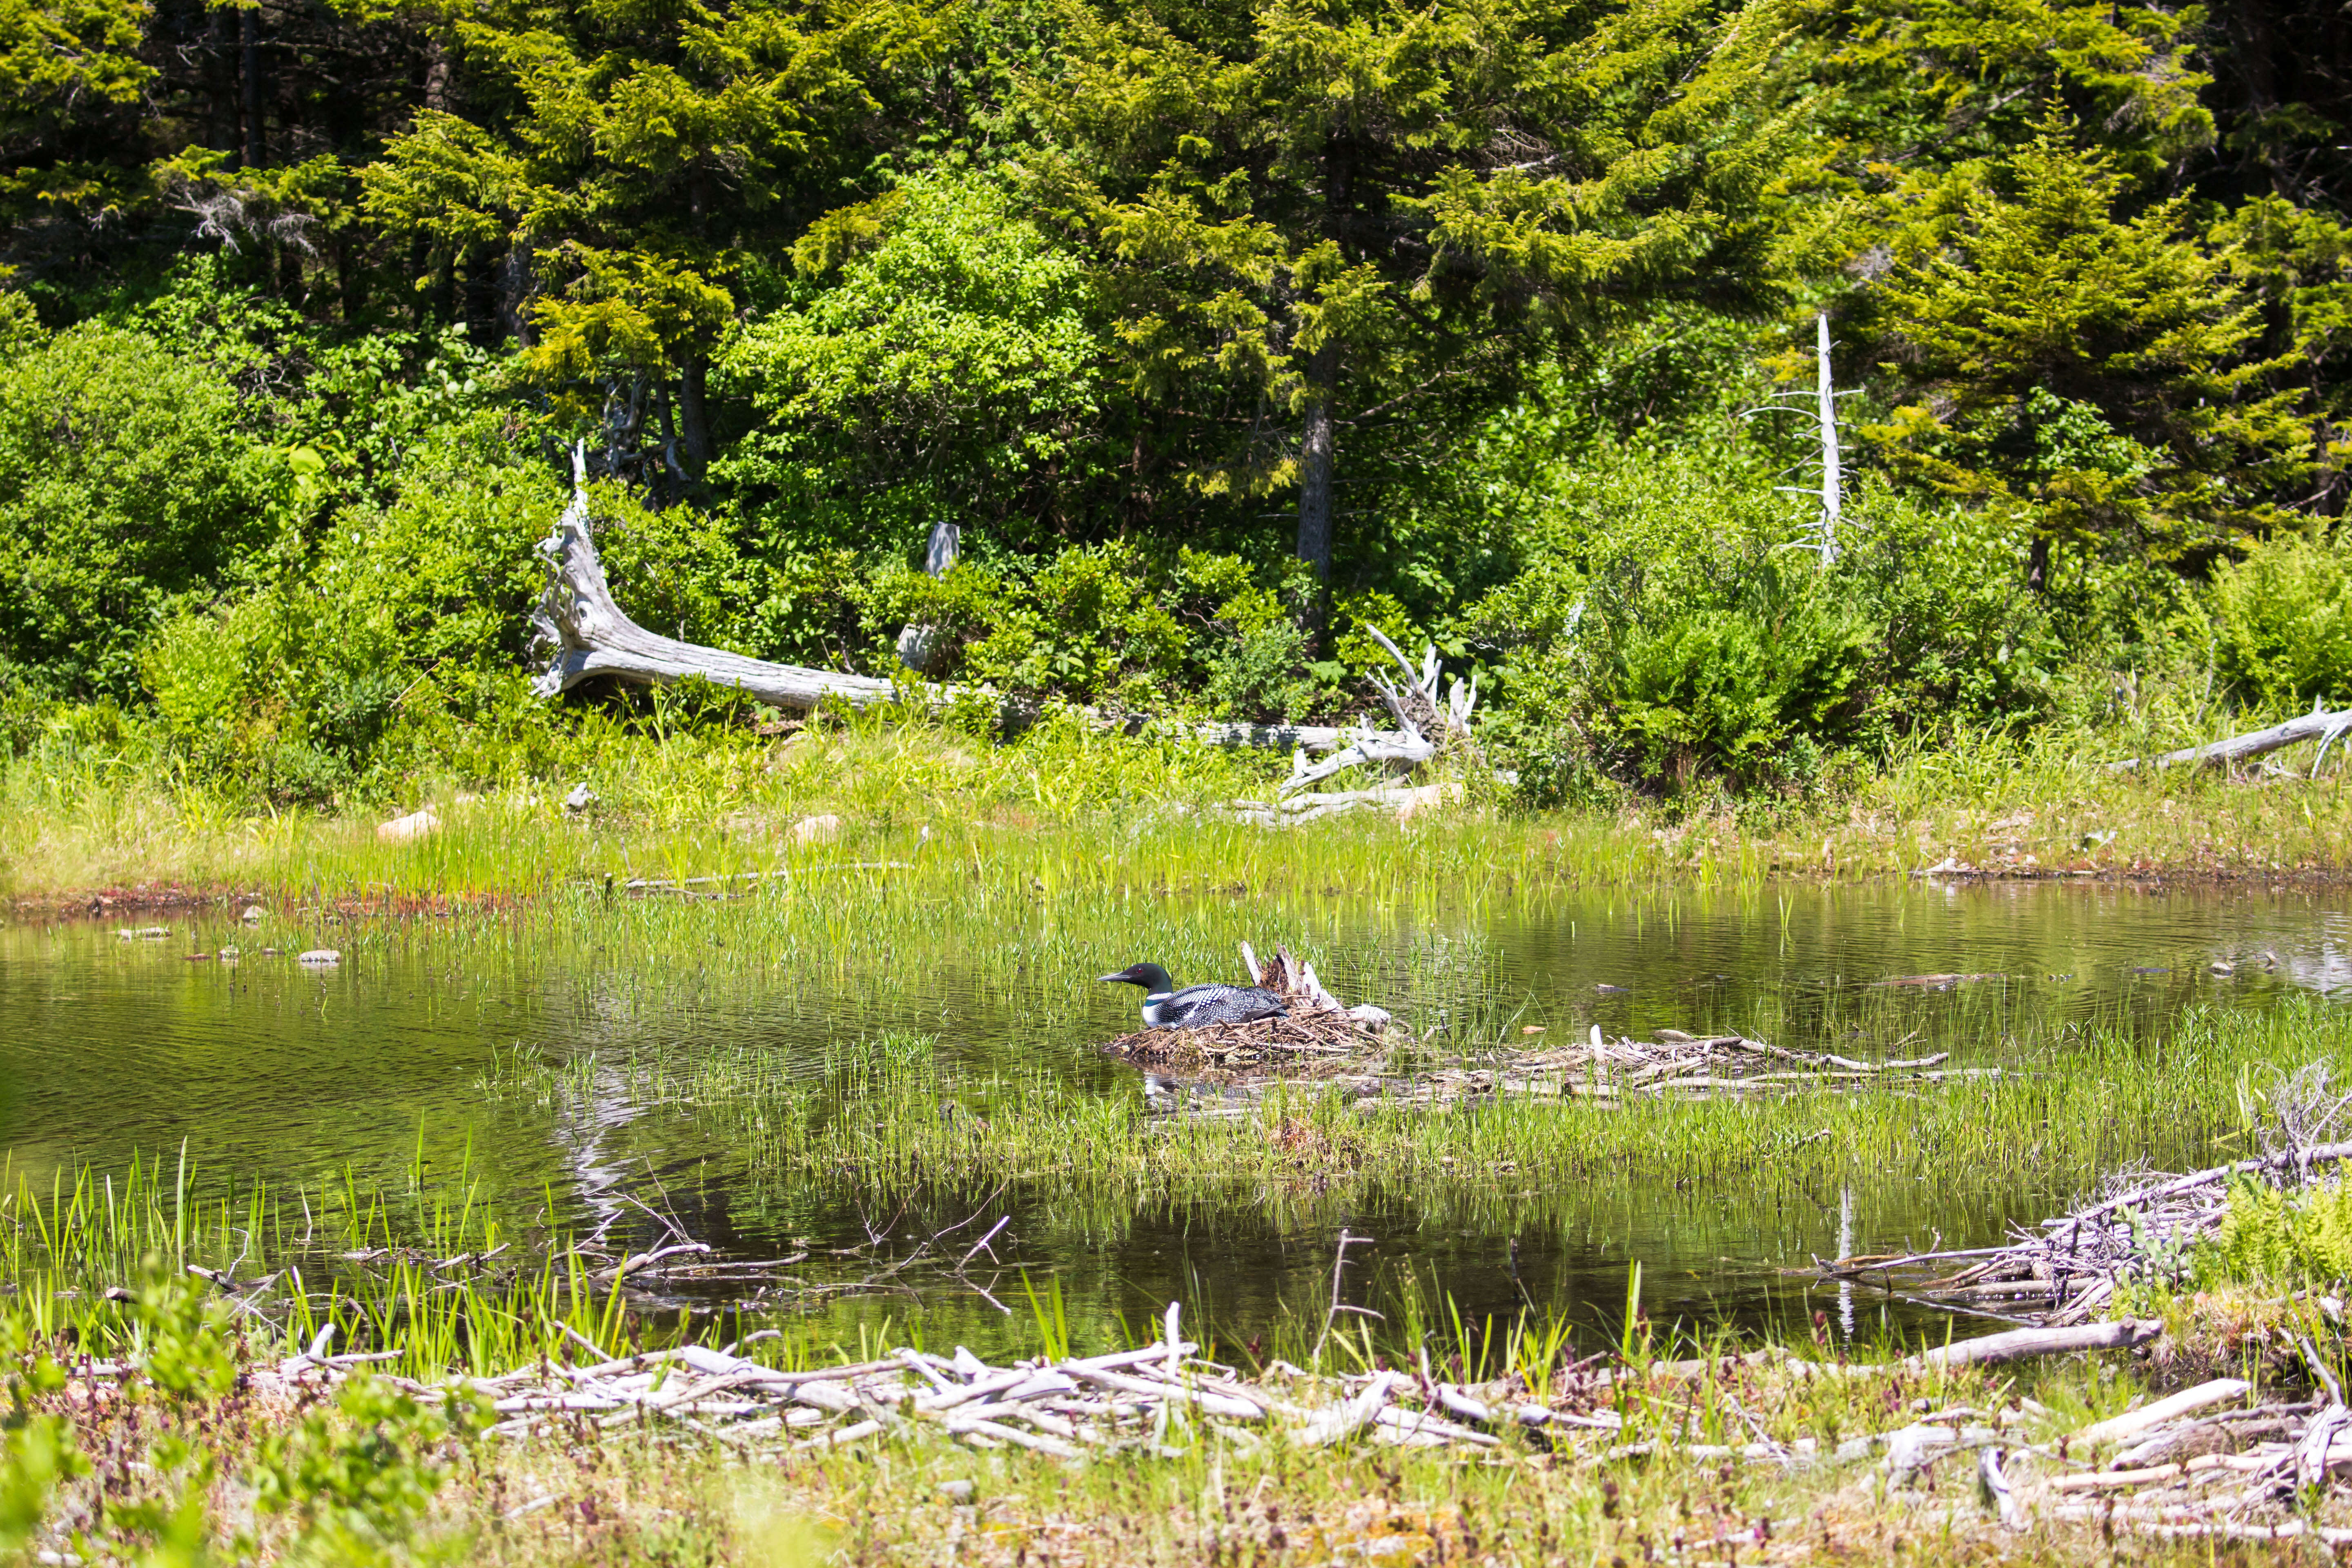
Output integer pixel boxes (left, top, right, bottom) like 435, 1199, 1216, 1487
297, 949, 341, 966
376, 807, 441, 844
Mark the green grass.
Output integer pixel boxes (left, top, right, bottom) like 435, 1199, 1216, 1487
7, 703, 2352, 902
477, 999, 2352, 1220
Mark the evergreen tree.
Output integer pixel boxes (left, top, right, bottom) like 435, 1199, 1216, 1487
361, 0, 948, 483
1034, 0, 1816, 592
1870, 130, 2309, 584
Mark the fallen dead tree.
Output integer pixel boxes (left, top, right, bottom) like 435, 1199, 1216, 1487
528, 448, 1438, 758
2111, 696, 2352, 773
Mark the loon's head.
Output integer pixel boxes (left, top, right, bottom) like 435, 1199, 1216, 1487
1098, 961, 1175, 995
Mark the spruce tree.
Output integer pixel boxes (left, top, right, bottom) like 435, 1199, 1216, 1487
1871, 130, 2310, 584
1035, 0, 1815, 592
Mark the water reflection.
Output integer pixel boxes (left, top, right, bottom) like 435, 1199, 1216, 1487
1, 878, 2344, 1354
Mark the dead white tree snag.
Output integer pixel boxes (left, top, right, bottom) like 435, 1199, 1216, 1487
895, 521, 960, 676
528, 452, 1446, 757
1815, 312, 1841, 565
531, 447, 900, 711
2110, 697, 2352, 773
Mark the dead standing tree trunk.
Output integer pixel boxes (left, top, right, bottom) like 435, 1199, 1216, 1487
528, 448, 1437, 757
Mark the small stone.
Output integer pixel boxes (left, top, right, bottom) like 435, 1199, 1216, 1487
563, 783, 598, 813
241, 904, 266, 923
376, 807, 441, 844
297, 949, 341, 966
114, 927, 169, 940
936, 1479, 975, 1504
792, 813, 843, 843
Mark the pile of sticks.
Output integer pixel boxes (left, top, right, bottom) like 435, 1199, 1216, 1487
1815, 1070, 2352, 1327
306, 1307, 1550, 1460
1397, 1028, 1993, 1108
1102, 944, 1399, 1071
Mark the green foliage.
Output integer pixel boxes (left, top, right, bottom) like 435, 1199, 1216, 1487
2197, 1178, 2352, 1289
2212, 530, 2352, 707
255, 1377, 487, 1566
1609, 566, 1872, 789
1870, 130, 2309, 563
721, 171, 1110, 552
1467, 431, 2069, 796
0, 320, 288, 698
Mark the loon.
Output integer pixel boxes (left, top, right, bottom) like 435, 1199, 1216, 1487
1098, 962, 1288, 1029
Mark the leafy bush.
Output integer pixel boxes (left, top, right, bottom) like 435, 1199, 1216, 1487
2212, 530, 2352, 707
1468, 445, 2069, 796
0, 320, 288, 697
719, 170, 1111, 561
255, 1376, 488, 1566
1608, 566, 1871, 788
2196, 1177, 2352, 1288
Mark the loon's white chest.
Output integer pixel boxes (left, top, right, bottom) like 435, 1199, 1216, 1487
1140, 991, 1175, 1028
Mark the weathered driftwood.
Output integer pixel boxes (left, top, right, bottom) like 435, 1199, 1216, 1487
2111, 697, 2352, 773
1232, 781, 1463, 826
1277, 628, 1475, 797
528, 449, 1434, 756
1815, 1068, 2352, 1328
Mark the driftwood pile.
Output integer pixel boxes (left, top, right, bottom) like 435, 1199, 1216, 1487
1377, 1027, 1996, 1111
1102, 944, 1399, 1071
1815, 1065, 2352, 1328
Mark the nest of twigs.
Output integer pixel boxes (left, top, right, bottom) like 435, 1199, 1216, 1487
1101, 945, 1396, 1074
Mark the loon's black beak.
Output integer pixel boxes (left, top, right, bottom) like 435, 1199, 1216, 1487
1097, 970, 1131, 984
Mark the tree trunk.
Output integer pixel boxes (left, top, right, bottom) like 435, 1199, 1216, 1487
676, 355, 711, 483
1296, 341, 1338, 582
209, 9, 238, 165
2026, 532, 2050, 594
501, 245, 534, 346
241, 8, 264, 171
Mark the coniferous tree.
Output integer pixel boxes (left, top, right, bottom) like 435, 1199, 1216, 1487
1034, 0, 1818, 595
1870, 131, 2310, 584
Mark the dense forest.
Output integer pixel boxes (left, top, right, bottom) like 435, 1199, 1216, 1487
2, 0, 2350, 806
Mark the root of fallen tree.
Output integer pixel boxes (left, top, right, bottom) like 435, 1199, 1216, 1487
528, 447, 1438, 760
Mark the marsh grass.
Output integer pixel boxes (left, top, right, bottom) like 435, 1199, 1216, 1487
473, 1001, 2352, 1222
7, 700, 2352, 901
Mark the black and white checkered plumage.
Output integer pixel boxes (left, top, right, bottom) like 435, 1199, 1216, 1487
1098, 962, 1288, 1029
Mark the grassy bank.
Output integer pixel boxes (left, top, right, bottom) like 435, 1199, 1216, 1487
7, 710, 2352, 904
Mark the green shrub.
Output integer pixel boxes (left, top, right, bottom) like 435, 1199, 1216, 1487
1608, 566, 1871, 788
2212, 530, 2352, 707
718, 170, 1111, 562
0, 321, 288, 697
255, 1376, 488, 1566
2196, 1177, 2352, 1288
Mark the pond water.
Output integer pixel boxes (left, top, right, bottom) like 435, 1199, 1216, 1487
4, 875, 2348, 1360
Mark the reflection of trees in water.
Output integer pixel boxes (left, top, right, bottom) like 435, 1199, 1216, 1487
2279, 917, 2352, 995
